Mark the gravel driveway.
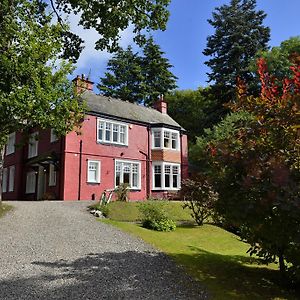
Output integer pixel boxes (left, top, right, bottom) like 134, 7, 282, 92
0, 201, 208, 300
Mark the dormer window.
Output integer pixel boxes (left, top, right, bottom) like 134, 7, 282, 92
97, 118, 128, 146
152, 128, 180, 150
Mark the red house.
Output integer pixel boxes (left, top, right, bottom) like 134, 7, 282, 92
2, 76, 188, 201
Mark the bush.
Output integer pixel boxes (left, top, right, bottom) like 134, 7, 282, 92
181, 178, 218, 226
138, 201, 176, 232
115, 183, 129, 202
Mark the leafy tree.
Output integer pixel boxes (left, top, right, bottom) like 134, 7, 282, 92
192, 53, 300, 283
141, 37, 177, 105
166, 87, 220, 143
203, 0, 270, 104
0, 0, 84, 201
98, 38, 177, 105
97, 46, 144, 102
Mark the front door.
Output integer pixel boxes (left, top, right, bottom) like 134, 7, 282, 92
37, 166, 46, 200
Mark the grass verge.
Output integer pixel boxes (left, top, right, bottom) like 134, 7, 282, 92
100, 219, 298, 300
0, 203, 13, 218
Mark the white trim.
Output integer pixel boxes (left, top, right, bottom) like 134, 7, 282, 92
2, 168, 8, 193
8, 165, 15, 192
152, 161, 181, 191
87, 160, 101, 183
26, 171, 36, 194
28, 132, 38, 158
97, 118, 128, 146
115, 159, 141, 190
6, 132, 16, 155
151, 128, 180, 151
49, 164, 57, 186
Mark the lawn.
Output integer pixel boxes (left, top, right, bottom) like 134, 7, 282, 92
0, 203, 13, 218
98, 202, 299, 300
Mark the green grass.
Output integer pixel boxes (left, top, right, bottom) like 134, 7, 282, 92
91, 200, 193, 222
100, 219, 299, 300
0, 203, 13, 218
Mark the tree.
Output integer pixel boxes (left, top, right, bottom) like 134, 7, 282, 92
0, 0, 84, 201
97, 46, 144, 103
166, 87, 219, 143
192, 53, 300, 283
141, 37, 177, 105
98, 37, 177, 105
203, 0, 270, 104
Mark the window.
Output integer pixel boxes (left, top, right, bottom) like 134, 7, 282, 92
50, 129, 58, 143
97, 119, 128, 146
8, 165, 15, 192
152, 162, 180, 190
152, 128, 180, 150
6, 132, 16, 155
87, 160, 101, 183
2, 168, 8, 193
26, 172, 36, 194
28, 132, 38, 158
115, 160, 141, 189
49, 164, 56, 186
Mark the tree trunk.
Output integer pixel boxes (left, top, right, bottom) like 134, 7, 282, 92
0, 145, 5, 204
278, 250, 287, 282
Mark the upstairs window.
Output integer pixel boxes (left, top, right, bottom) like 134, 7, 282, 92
97, 119, 128, 146
152, 128, 180, 150
87, 160, 101, 183
28, 132, 38, 158
50, 129, 58, 143
6, 132, 16, 155
2, 168, 8, 193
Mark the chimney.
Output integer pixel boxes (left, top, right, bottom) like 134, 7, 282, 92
153, 94, 167, 114
72, 74, 94, 94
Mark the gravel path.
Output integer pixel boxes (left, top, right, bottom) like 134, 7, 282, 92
0, 201, 208, 300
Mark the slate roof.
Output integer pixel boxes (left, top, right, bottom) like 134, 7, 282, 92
82, 90, 184, 130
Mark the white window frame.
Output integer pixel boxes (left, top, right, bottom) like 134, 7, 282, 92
26, 171, 36, 194
49, 164, 57, 186
97, 118, 128, 146
152, 128, 180, 151
2, 168, 8, 193
6, 132, 16, 155
8, 165, 15, 192
28, 132, 38, 158
87, 160, 101, 183
115, 159, 141, 190
152, 162, 181, 191
50, 129, 58, 143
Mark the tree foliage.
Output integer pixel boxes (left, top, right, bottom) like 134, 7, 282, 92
193, 50, 300, 283
98, 38, 177, 105
203, 0, 270, 103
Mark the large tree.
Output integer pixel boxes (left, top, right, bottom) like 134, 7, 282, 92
98, 38, 177, 105
203, 0, 270, 104
0, 0, 84, 201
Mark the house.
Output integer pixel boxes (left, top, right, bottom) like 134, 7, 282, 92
2, 76, 188, 201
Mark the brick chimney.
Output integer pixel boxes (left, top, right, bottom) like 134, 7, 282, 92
72, 74, 94, 94
153, 94, 167, 114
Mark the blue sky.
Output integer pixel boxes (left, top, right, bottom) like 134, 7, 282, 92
73, 0, 300, 91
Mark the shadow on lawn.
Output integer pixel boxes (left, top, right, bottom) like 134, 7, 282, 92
0, 251, 208, 300
172, 247, 299, 300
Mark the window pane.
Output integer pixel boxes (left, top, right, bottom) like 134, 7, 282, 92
88, 161, 100, 183
172, 133, 177, 149
105, 123, 111, 141
116, 172, 120, 186
113, 124, 118, 142
98, 122, 104, 141
9, 166, 15, 192
120, 126, 126, 144
154, 131, 161, 148
173, 175, 178, 188
154, 165, 161, 174
164, 131, 170, 148
2, 168, 8, 193
165, 174, 170, 188
132, 173, 138, 188
123, 172, 130, 184
154, 174, 162, 188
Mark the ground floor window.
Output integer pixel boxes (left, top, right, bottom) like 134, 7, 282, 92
87, 160, 101, 183
152, 162, 180, 190
2, 168, 8, 193
49, 164, 57, 186
8, 165, 15, 192
26, 171, 36, 194
115, 160, 141, 189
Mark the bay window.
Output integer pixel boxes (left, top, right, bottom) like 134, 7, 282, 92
152, 128, 180, 150
115, 160, 141, 189
153, 162, 180, 190
97, 118, 128, 146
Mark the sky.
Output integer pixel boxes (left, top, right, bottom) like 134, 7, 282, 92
71, 0, 300, 91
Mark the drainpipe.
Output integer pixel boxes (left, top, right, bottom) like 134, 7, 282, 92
78, 140, 83, 201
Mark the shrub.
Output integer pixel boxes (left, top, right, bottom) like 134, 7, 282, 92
138, 201, 176, 232
115, 183, 129, 202
181, 179, 218, 226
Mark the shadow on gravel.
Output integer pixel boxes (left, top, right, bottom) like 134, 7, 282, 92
0, 251, 207, 300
